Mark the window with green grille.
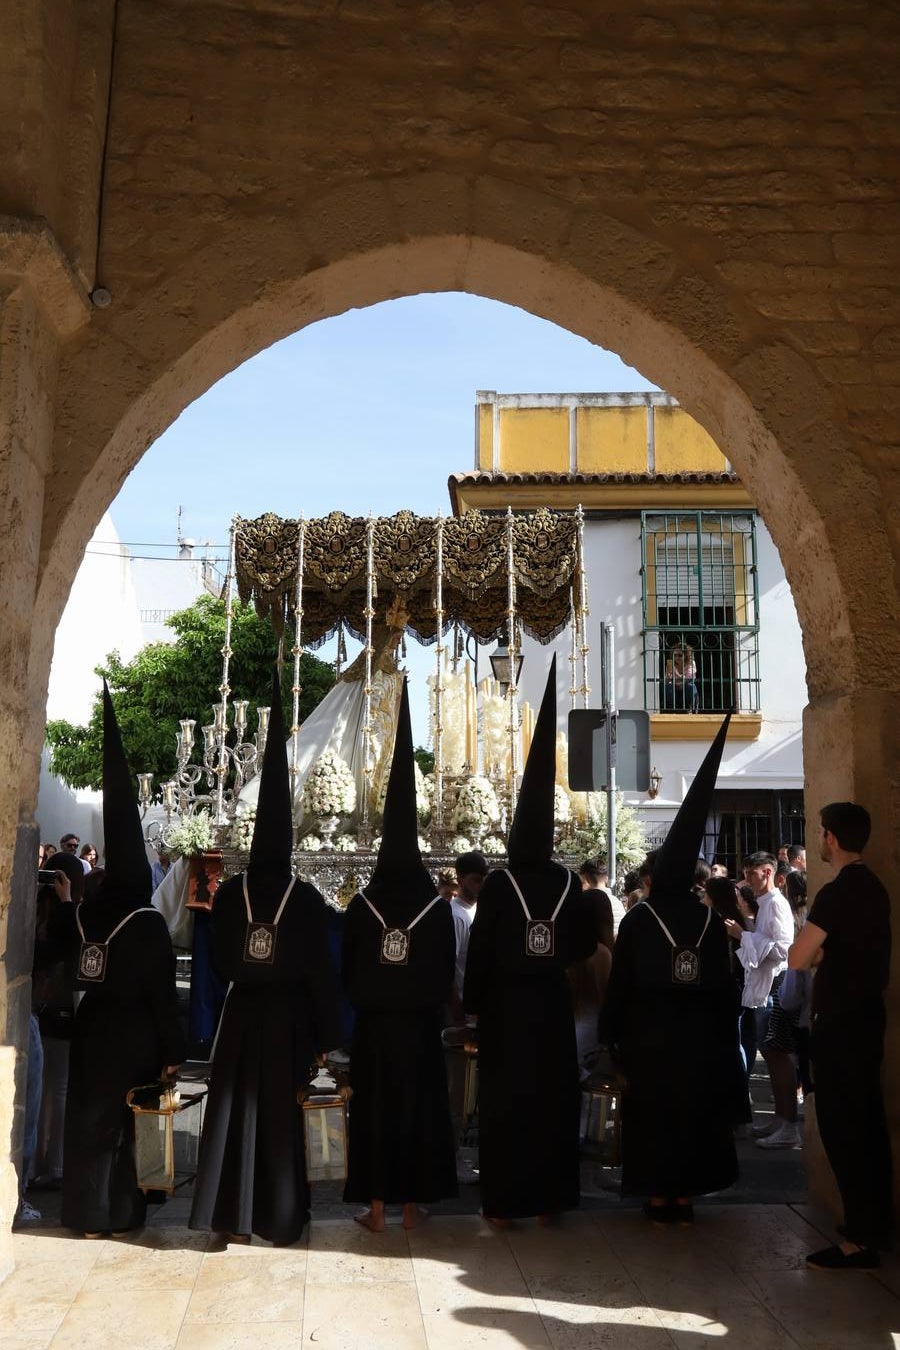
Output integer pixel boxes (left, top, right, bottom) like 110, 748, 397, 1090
640, 511, 760, 714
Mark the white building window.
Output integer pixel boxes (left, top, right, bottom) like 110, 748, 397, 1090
640, 511, 760, 714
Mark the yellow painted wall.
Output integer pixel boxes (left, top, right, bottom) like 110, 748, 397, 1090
497, 407, 569, 472
654, 407, 728, 473
477, 404, 494, 469
577, 405, 648, 472
478, 399, 732, 476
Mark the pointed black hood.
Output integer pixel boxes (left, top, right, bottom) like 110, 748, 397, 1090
506, 654, 558, 870
651, 710, 732, 900
101, 681, 152, 908
368, 678, 435, 905
248, 670, 294, 884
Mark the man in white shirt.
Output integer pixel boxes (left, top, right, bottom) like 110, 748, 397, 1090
578, 858, 625, 941
724, 851, 796, 1146
445, 851, 488, 1184
449, 851, 487, 1022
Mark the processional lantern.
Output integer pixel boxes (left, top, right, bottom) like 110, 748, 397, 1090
441, 1025, 479, 1139
127, 1075, 208, 1193
298, 1065, 352, 1183
489, 636, 524, 693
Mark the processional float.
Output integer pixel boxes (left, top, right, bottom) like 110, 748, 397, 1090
140, 505, 592, 886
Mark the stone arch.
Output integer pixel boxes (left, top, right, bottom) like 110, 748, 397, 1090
10, 183, 897, 1253
33, 179, 894, 746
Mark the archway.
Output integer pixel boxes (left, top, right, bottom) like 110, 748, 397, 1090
34, 213, 892, 723
5, 209, 898, 1263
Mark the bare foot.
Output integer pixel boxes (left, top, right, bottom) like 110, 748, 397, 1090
354, 1202, 386, 1233
483, 1214, 512, 1230
402, 1204, 428, 1229
537, 1213, 559, 1227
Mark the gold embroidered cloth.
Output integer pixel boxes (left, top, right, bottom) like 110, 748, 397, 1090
235, 509, 580, 645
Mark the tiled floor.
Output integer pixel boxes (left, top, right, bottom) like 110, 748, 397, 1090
6, 1205, 899, 1349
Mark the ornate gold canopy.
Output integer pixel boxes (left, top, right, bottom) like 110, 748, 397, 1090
235, 508, 581, 646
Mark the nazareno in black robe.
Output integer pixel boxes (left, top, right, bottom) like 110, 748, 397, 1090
61, 897, 186, 1234
342, 881, 458, 1205
189, 872, 344, 1245
603, 892, 741, 1199
463, 862, 596, 1220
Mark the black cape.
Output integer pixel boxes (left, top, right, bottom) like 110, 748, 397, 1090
341, 885, 457, 1205
604, 895, 741, 1198
189, 873, 344, 1244
61, 898, 185, 1233
463, 863, 596, 1219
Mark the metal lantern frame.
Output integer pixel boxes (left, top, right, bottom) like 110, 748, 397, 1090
298, 1070, 353, 1184
127, 1079, 208, 1194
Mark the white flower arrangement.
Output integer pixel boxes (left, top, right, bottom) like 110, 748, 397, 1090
449, 835, 473, 853
167, 811, 213, 859
298, 833, 323, 852
230, 806, 256, 852
483, 835, 505, 856
375, 760, 432, 824
418, 835, 432, 855
301, 750, 357, 819
334, 834, 358, 853
452, 776, 501, 833
416, 765, 432, 824
554, 784, 572, 825
569, 792, 649, 874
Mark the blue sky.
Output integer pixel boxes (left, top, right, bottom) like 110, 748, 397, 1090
111, 292, 657, 550
108, 292, 658, 740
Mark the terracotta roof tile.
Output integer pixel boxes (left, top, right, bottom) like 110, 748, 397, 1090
449, 469, 741, 487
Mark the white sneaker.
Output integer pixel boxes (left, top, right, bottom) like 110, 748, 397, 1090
16, 1199, 42, 1223
756, 1122, 801, 1149
751, 1115, 784, 1137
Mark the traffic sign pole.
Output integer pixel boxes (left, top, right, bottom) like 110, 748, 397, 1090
602, 620, 617, 884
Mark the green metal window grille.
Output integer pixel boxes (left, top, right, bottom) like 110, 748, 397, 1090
640, 511, 760, 714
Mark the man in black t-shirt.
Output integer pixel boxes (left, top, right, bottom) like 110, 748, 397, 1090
788, 801, 892, 1269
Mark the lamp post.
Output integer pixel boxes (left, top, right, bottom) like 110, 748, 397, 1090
489, 634, 523, 693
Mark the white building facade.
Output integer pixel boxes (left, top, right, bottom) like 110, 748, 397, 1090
37, 516, 218, 850
451, 392, 807, 872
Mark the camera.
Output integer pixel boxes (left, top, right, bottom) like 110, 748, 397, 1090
37, 869, 59, 885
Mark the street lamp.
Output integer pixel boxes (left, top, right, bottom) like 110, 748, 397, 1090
489, 633, 523, 692
647, 766, 663, 800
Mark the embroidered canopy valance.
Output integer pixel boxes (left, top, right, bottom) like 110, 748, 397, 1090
235, 508, 582, 646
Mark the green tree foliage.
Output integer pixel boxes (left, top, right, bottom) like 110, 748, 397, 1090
45, 595, 335, 790
413, 746, 435, 776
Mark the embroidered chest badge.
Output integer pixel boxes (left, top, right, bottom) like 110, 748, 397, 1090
505, 866, 570, 960
241, 873, 294, 967
639, 899, 711, 989
525, 919, 555, 957
361, 890, 439, 968
78, 942, 107, 982
244, 922, 277, 964
380, 927, 410, 965
673, 948, 700, 984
